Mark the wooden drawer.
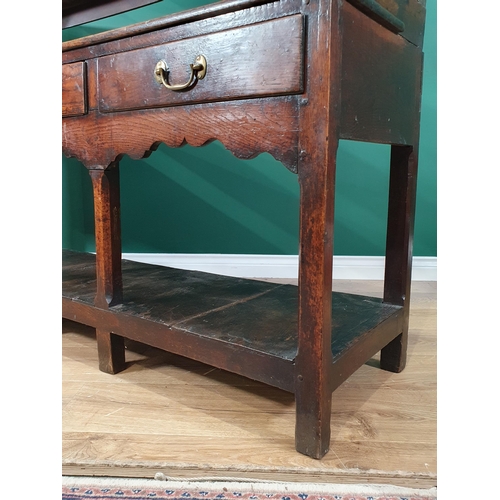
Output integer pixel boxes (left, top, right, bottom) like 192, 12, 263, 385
62, 62, 87, 117
98, 14, 304, 113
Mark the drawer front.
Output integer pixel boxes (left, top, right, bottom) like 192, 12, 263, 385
62, 62, 87, 117
98, 14, 304, 113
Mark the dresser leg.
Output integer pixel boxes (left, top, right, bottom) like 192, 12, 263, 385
294, 155, 335, 459
382, 145, 419, 373
96, 329, 126, 374
89, 164, 126, 374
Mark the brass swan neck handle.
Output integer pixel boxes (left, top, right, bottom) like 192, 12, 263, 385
154, 55, 207, 91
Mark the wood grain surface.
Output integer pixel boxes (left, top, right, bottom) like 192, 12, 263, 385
63, 250, 403, 393
62, 280, 436, 487
62, 62, 87, 117
62, 97, 299, 171
63, 0, 287, 52
373, 0, 426, 46
97, 15, 304, 112
339, 1, 422, 146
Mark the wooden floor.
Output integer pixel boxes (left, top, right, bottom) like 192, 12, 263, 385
62, 279, 436, 488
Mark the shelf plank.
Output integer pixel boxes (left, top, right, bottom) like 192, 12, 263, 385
63, 250, 402, 391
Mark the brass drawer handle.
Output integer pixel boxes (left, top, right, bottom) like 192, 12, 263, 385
154, 55, 207, 91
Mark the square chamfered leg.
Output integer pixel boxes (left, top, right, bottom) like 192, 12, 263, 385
294, 174, 334, 458
89, 164, 126, 374
293, 0, 341, 459
96, 329, 126, 374
382, 144, 419, 372
294, 133, 337, 459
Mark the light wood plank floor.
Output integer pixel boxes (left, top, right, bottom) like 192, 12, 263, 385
62, 280, 436, 488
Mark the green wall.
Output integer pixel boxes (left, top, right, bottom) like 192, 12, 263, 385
62, 0, 436, 256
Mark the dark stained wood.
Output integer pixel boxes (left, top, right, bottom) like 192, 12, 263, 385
62, 250, 402, 361
62, 0, 426, 460
62, 250, 402, 393
330, 311, 403, 391
64, 296, 296, 393
96, 329, 126, 374
88, 166, 126, 373
381, 145, 419, 372
89, 166, 122, 308
62, 251, 278, 320
63, 97, 300, 172
97, 15, 304, 113
62, 62, 87, 117
62, 0, 162, 29
86, 58, 99, 111
346, 0, 426, 47
339, 1, 423, 145
346, 0, 405, 34
376, 0, 426, 47
293, 0, 342, 459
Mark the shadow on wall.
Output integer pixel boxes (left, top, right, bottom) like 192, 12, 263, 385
119, 142, 300, 254
335, 141, 391, 256
63, 140, 406, 256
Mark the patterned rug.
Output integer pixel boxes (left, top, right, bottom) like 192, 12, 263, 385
62, 476, 437, 500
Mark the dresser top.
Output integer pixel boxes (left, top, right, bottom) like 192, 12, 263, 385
62, 0, 278, 51
62, 0, 163, 29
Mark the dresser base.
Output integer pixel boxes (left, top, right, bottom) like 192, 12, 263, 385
63, 249, 403, 395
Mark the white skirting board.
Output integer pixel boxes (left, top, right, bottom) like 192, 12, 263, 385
122, 253, 437, 281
